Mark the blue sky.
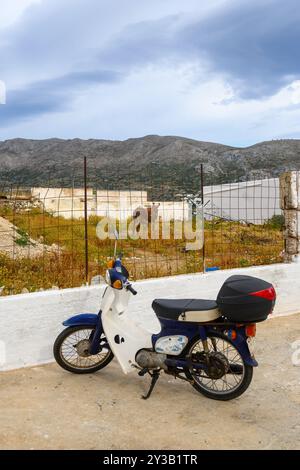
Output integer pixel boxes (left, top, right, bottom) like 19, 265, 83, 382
0, 0, 300, 146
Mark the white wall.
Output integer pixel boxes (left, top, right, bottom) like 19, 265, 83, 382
1, 262, 300, 371
155, 201, 190, 222
203, 178, 281, 224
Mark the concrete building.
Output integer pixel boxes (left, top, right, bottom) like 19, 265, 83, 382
95, 190, 148, 220
5, 178, 281, 224
31, 188, 190, 221
203, 178, 281, 224
32, 187, 94, 219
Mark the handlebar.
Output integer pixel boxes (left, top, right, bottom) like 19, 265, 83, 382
126, 284, 137, 295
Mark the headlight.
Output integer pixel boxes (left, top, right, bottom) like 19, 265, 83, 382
105, 269, 111, 286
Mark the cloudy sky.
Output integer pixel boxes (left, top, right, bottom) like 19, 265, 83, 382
0, 0, 300, 146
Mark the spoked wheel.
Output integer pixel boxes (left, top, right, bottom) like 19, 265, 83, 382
185, 332, 253, 400
53, 326, 114, 374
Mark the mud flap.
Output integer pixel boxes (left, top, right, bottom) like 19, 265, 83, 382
234, 334, 258, 367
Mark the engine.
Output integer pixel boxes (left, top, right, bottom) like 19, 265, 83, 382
136, 349, 168, 370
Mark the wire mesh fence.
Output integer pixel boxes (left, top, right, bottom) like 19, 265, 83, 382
0, 160, 285, 296
202, 177, 284, 270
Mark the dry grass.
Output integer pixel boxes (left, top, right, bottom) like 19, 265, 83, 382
0, 206, 284, 295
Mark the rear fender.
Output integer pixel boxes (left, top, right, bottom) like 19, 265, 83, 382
204, 326, 258, 367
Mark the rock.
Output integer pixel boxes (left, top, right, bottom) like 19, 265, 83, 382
281, 171, 300, 259
284, 210, 300, 238
285, 237, 299, 255
280, 172, 299, 209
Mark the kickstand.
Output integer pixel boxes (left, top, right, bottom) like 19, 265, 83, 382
142, 370, 160, 400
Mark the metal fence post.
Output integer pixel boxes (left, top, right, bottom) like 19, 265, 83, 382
201, 164, 205, 272
84, 157, 89, 284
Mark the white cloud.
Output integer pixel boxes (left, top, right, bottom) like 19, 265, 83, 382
0, 80, 6, 104
2, 64, 300, 146
0, 0, 300, 145
0, 0, 41, 29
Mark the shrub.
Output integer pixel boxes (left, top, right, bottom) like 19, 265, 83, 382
264, 214, 285, 230
14, 228, 32, 247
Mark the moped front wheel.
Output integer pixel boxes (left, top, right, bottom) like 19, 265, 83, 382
53, 326, 114, 374
185, 332, 253, 401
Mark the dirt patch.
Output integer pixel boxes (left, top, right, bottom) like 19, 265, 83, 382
0, 216, 57, 259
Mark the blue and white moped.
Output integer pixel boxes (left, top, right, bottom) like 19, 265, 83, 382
54, 238, 276, 401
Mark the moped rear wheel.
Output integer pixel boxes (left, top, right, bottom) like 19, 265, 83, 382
185, 332, 253, 400
53, 326, 114, 374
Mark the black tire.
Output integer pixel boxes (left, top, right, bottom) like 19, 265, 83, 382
185, 331, 253, 401
53, 325, 114, 374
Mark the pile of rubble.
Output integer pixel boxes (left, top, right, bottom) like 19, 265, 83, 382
0, 216, 59, 259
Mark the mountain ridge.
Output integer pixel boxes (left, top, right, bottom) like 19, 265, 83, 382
1, 136, 299, 198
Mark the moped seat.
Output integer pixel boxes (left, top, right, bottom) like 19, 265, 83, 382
152, 298, 221, 322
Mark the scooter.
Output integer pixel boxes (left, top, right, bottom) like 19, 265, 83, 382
54, 238, 276, 401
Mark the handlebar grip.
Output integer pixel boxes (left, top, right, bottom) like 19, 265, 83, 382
127, 284, 137, 295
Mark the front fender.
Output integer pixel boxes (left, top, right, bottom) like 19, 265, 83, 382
63, 313, 98, 327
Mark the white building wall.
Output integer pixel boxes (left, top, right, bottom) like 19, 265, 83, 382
31, 179, 282, 224
32, 188, 152, 220
155, 201, 190, 221
32, 187, 95, 219
96, 190, 148, 220
0, 261, 299, 371
203, 178, 281, 224
31, 188, 190, 221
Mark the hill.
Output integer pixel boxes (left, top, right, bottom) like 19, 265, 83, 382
0, 135, 299, 198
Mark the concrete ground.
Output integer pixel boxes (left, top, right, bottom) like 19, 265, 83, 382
0, 314, 300, 450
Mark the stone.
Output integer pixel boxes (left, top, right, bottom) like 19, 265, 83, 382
280, 172, 299, 210
285, 237, 299, 255
284, 210, 300, 238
